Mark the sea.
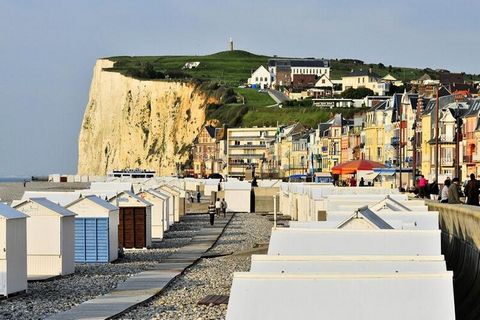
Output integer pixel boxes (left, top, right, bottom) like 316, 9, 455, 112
0, 177, 32, 183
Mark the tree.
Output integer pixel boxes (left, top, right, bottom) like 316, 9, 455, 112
378, 63, 385, 69
341, 87, 375, 99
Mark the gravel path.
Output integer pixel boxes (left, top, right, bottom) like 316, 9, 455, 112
0, 214, 211, 320
119, 212, 273, 320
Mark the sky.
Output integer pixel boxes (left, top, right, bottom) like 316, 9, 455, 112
1, 0, 479, 176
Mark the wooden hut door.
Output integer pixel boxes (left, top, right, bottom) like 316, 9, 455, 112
134, 208, 146, 248
118, 208, 124, 248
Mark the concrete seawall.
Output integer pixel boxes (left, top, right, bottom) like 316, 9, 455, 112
427, 202, 480, 320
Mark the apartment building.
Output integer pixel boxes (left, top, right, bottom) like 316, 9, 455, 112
226, 127, 277, 178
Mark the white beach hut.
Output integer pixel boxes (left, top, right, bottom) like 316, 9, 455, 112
0, 203, 28, 297
158, 185, 181, 223
222, 181, 251, 213
14, 198, 76, 280
66, 196, 119, 263
137, 190, 169, 240
109, 191, 153, 249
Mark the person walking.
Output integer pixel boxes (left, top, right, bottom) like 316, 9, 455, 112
196, 191, 201, 203
359, 177, 365, 187
448, 178, 463, 204
465, 173, 480, 206
429, 180, 439, 200
417, 175, 427, 198
440, 179, 451, 203
350, 176, 356, 187
208, 201, 216, 226
215, 198, 221, 216
221, 198, 227, 218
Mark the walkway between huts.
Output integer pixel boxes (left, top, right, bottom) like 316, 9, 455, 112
47, 213, 234, 320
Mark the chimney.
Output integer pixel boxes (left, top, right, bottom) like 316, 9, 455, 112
369, 68, 373, 74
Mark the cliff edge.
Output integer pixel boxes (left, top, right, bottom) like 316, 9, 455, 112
78, 59, 216, 175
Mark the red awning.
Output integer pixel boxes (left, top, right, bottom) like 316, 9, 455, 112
331, 159, 386, 175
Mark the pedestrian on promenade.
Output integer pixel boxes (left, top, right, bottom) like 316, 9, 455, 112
350, 176, 356, 187
418, 175, 427, 198
465, 173, 480, 206
448, 178, 463, 204
429, 180, 439, 200
359, 177, 365, 187
221, 198, 227, 218
215, 198, 221, 216
196, 191, 201, 203
208, 201, 216, 225
440, 179, 451, 203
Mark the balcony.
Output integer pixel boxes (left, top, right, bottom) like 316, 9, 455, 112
439, 134, 455, 143
229, 154, 263, 158
464, 155, 474, 163
229, 144, 266, 149
441, 159, 454, 166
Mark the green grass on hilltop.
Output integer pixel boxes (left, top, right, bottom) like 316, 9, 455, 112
108, 50, 269, 86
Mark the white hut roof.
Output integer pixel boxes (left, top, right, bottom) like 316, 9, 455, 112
109, 191, 153, 206
0, 203, 28, 219
16, 198, 76, 217
143, 190, 169, 200
66, 195, 118, 211
21, 191, 80, 206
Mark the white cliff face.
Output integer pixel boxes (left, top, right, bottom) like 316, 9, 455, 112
78, 59, 215, 175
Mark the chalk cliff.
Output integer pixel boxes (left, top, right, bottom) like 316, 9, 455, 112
78, 59, 216, 175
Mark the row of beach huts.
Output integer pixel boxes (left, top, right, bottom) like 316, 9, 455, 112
0, 177, 262, 298
226, 184, 456, 319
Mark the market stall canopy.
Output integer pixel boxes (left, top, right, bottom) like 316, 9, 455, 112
331, 159, 385, 175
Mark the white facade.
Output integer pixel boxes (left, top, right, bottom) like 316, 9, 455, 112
250, 255, 446, 273
65, 196, 119, 262
291, 66, 330, 78
226, 272, 455, 320
137, 190, 168, 240
267, 229, 441, 256
0, 203, 27, 297
158, 185, 181, 223
14, 198, 76, 280
221, 181, 251, 213
247, 65, 272, 89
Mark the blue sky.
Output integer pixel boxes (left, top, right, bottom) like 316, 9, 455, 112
0, 0, 479, 176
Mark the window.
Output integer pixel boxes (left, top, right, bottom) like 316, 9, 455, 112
377, 147, 382, 159
255, 77, 258, 81
234, 140, 240, 146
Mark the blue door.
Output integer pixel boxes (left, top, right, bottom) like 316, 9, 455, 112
75, 218, 110, 263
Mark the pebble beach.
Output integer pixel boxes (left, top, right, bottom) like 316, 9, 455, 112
0, 182, 273, 319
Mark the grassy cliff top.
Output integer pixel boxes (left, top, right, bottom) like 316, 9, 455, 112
107, 50, 480, 84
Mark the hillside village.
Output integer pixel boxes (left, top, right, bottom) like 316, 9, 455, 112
189, 55, 480, 188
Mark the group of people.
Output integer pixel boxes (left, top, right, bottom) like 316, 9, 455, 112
208, 198, 228, 225
189, 191, 202, 203
439, 174, 480, 205
418, 174, 480, 205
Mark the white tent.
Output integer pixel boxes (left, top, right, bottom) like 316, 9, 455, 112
0, 203, 28, 297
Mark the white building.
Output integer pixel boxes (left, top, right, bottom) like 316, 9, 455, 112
0, 203, 27, 297
247, 65, 272, 89
268, 58, 331, 86
14, 198, 76, 280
